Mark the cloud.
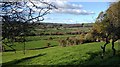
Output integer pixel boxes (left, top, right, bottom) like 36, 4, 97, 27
26, 1, 50, 8
51, 1, 82, 9
0, 3, 3, 6
26, 0, 95, 15
50, 1, 95, 15
53, 8, 95, 15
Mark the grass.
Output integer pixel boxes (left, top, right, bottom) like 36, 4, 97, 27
26, 35, 79, 41
2, 50, 41, 64
4, 35, 81, 51
4, 40, 59, 51
2, 42, 120, 66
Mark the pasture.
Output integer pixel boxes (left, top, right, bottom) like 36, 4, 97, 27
2, 42, 120, 65
1, 1, 120, 66
2, 24, 120, 66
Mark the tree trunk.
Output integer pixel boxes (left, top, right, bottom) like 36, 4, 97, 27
101, 37, 110, 58
112, 39, 116, 56
101, 42, 108, 54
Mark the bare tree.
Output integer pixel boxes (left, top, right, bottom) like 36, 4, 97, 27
0, 0, 57, 54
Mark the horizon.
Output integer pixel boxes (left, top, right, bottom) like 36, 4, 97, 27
41, 2, 110, 24
40, 21, 95, 24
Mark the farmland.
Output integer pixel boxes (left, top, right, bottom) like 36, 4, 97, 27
3, 23, 93, 51
1, 1, 120, 66
1, 23, 120, 66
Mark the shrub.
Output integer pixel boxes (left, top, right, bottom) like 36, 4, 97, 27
84, 33, 94, 43
79, 38, 85, 44
59, 33, 96, 47
79, 33, 85, 44
46, 43, 51, 47
74, 38, 81, 45
68, 38, 74, 45
48, 37, 53, 40
59, 39, 67, 47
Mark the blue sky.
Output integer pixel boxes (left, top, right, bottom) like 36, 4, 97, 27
0, 1, 110, 24
42, 2, 110, 24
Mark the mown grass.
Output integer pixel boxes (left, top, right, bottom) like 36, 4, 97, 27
2, 42, 120, 66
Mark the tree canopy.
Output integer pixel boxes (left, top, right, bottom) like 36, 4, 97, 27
92, 1, 120, 56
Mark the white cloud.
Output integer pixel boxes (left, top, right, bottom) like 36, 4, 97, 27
50, 0, 95, 15
0, 3, 3, 6
26, 0, 95, 15
26, 1, 50, 9
51, 1, 82, 9
53, 8, 94, 15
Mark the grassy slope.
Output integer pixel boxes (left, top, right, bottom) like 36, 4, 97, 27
4, 40, 59, 51
4, 35, 80, 51
2, 42, 120, 65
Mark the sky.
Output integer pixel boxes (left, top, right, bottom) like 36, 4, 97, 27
41, 2, 110, 24
0, 1, 111, 24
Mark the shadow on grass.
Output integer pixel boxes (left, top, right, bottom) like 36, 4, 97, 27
4, 45, 57, 52
66, 50, 120, 67
28, 45, 56, 50
2, 50, 120, 67
2, 53, 46, 66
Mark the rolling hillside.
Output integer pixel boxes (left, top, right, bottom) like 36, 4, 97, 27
2, 42, 120, 66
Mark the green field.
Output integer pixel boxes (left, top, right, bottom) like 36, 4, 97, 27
2, 24, 120, 66
2, 26, 120, 66
4, 40, 59, 51
1, 1, 120, 66
35, 27, 91, 35
3, 35, 81, 51
2, 42, 120, 65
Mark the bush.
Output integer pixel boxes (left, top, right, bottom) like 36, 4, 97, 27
79, 33, 85, 44
58, 33, 96, 47
84, 33, 95, 43
74, 38, 81, 45
59, 40, 67, 47
79, 39, 85, 44
67, 38, 74, 45
48, 37, 53, 40
59, 37, 84, 46
46, 43, 51, 47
